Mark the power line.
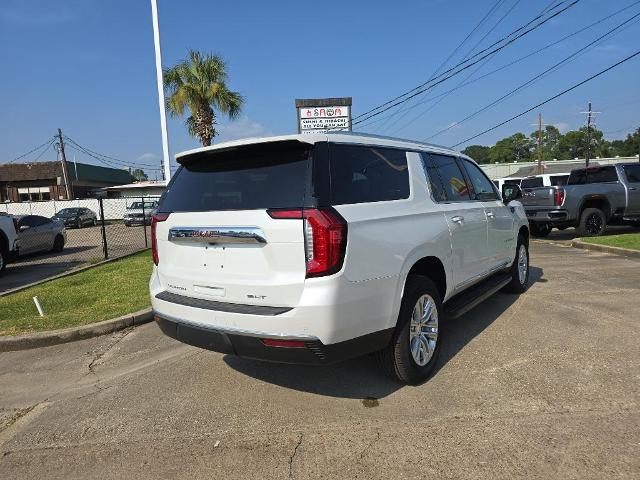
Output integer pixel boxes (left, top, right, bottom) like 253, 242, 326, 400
450, 49, 640, 148
372, 0, 509, 133
359, 0, 640, 132
381, 0, 527, 135
351, 0, 580, 125
32, 139, 55, 162
424, 9, 640, 141
8, 138, 55, 163
63, 135, 162, 171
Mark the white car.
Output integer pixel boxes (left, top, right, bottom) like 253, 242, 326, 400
150, 132, 530, 384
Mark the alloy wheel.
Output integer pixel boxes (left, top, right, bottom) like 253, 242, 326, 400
585, 213, 603, 235
409, 294, 438, 367
518, 244, 528, 285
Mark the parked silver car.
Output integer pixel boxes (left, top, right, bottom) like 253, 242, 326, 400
15, 215, 66, 255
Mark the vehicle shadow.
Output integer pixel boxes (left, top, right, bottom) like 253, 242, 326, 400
224, 265, 545, 400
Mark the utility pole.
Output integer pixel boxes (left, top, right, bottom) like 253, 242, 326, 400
150, 0, 171, 182
585, 102, 592, 169
55, 128, 73, 200
537, 112, 543, 175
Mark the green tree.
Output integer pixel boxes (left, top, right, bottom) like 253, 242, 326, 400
529, 125, 562, 160
610, 128, 640, 157
462, 145, 491, 164
131, 168, 148, 181
164, 50, 244, 147
557, 127, 608, 159
488, 133, 533, 163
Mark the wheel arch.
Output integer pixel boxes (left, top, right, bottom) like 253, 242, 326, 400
578, 195, 612, 219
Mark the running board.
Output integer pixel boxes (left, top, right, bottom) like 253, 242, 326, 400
444, 272, 511, 320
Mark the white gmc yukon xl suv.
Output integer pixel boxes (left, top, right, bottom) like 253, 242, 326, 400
151, 132, 529, 384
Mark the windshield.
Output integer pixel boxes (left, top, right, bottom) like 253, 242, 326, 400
57, 208, 81, 216
129, 202, 156, 209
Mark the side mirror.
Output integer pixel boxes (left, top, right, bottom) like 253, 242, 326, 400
501, 184, 522, 204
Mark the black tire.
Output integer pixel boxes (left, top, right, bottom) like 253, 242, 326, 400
578, 208, 606, 237
376, 275, 442, 385
530, 223, 551, 238
503, 235, 529, 293
52, 234, 65, 253
0, 249, 6, 275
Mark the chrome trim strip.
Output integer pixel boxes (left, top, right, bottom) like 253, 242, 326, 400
153, 310, 318, 341
168, 226, 267, 245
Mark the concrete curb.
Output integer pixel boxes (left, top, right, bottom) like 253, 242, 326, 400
0, 308, 153, 353
571, 240, 640, 258
0, 249, 150, 298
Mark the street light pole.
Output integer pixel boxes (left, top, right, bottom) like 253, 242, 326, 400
151, 0, 171, 182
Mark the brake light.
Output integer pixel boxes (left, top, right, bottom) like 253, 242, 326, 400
554, 188, 565, 206
151, 213, 170, 265
268, 207, 347, 277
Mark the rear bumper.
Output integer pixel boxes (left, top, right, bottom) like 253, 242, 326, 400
525, 209, 569, 223
154, 314, 392, 365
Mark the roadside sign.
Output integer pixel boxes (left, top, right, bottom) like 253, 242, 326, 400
295, 98, 352, 134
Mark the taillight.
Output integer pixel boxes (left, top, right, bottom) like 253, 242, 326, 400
268, 207, 347, 278
554, 188, 565, 206
151, 213, 170, 265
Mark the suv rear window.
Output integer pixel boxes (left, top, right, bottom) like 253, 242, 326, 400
328, 144, 409, 205
568, 166, 617, 185
520, 177, 543, 189
159, 141, 311, 212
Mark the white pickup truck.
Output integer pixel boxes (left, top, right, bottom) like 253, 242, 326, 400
0, 213, 19, 275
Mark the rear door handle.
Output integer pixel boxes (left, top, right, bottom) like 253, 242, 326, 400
629, 187, 638, 191
451, 215, 464, 224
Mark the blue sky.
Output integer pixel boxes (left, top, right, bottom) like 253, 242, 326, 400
1, 0, 639, 176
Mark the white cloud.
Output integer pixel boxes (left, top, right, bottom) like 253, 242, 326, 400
553, 122, 570, 133
216, 116, 272, 141
136, 152, 160, 163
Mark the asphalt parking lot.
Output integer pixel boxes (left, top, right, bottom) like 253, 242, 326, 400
0, 240, 638, 479
0, 224, 149, 293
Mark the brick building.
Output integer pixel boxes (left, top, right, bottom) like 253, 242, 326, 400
0, 161, 134, 202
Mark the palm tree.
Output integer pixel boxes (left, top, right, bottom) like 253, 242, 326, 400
164, 50, 244, 147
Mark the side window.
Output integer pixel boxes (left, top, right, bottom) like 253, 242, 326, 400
329, 145, 410, 205
550, 175, 568, 186
460, 159, 498, 200
19, 216, 37, 228
32, 216, 49, 227
590, 166, 618, 183
423, 154, 471, 201
623, 165, 640, 183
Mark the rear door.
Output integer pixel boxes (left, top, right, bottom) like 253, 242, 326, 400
622, 164, 640, 215
154, 140, 313, 308
423, 153, 490, 289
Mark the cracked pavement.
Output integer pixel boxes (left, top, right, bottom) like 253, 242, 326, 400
0, 241, 639, 479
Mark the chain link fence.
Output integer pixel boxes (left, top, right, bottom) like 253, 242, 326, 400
1, 196, 160, 282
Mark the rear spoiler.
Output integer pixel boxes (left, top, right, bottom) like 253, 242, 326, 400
176, 140, 312, 166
